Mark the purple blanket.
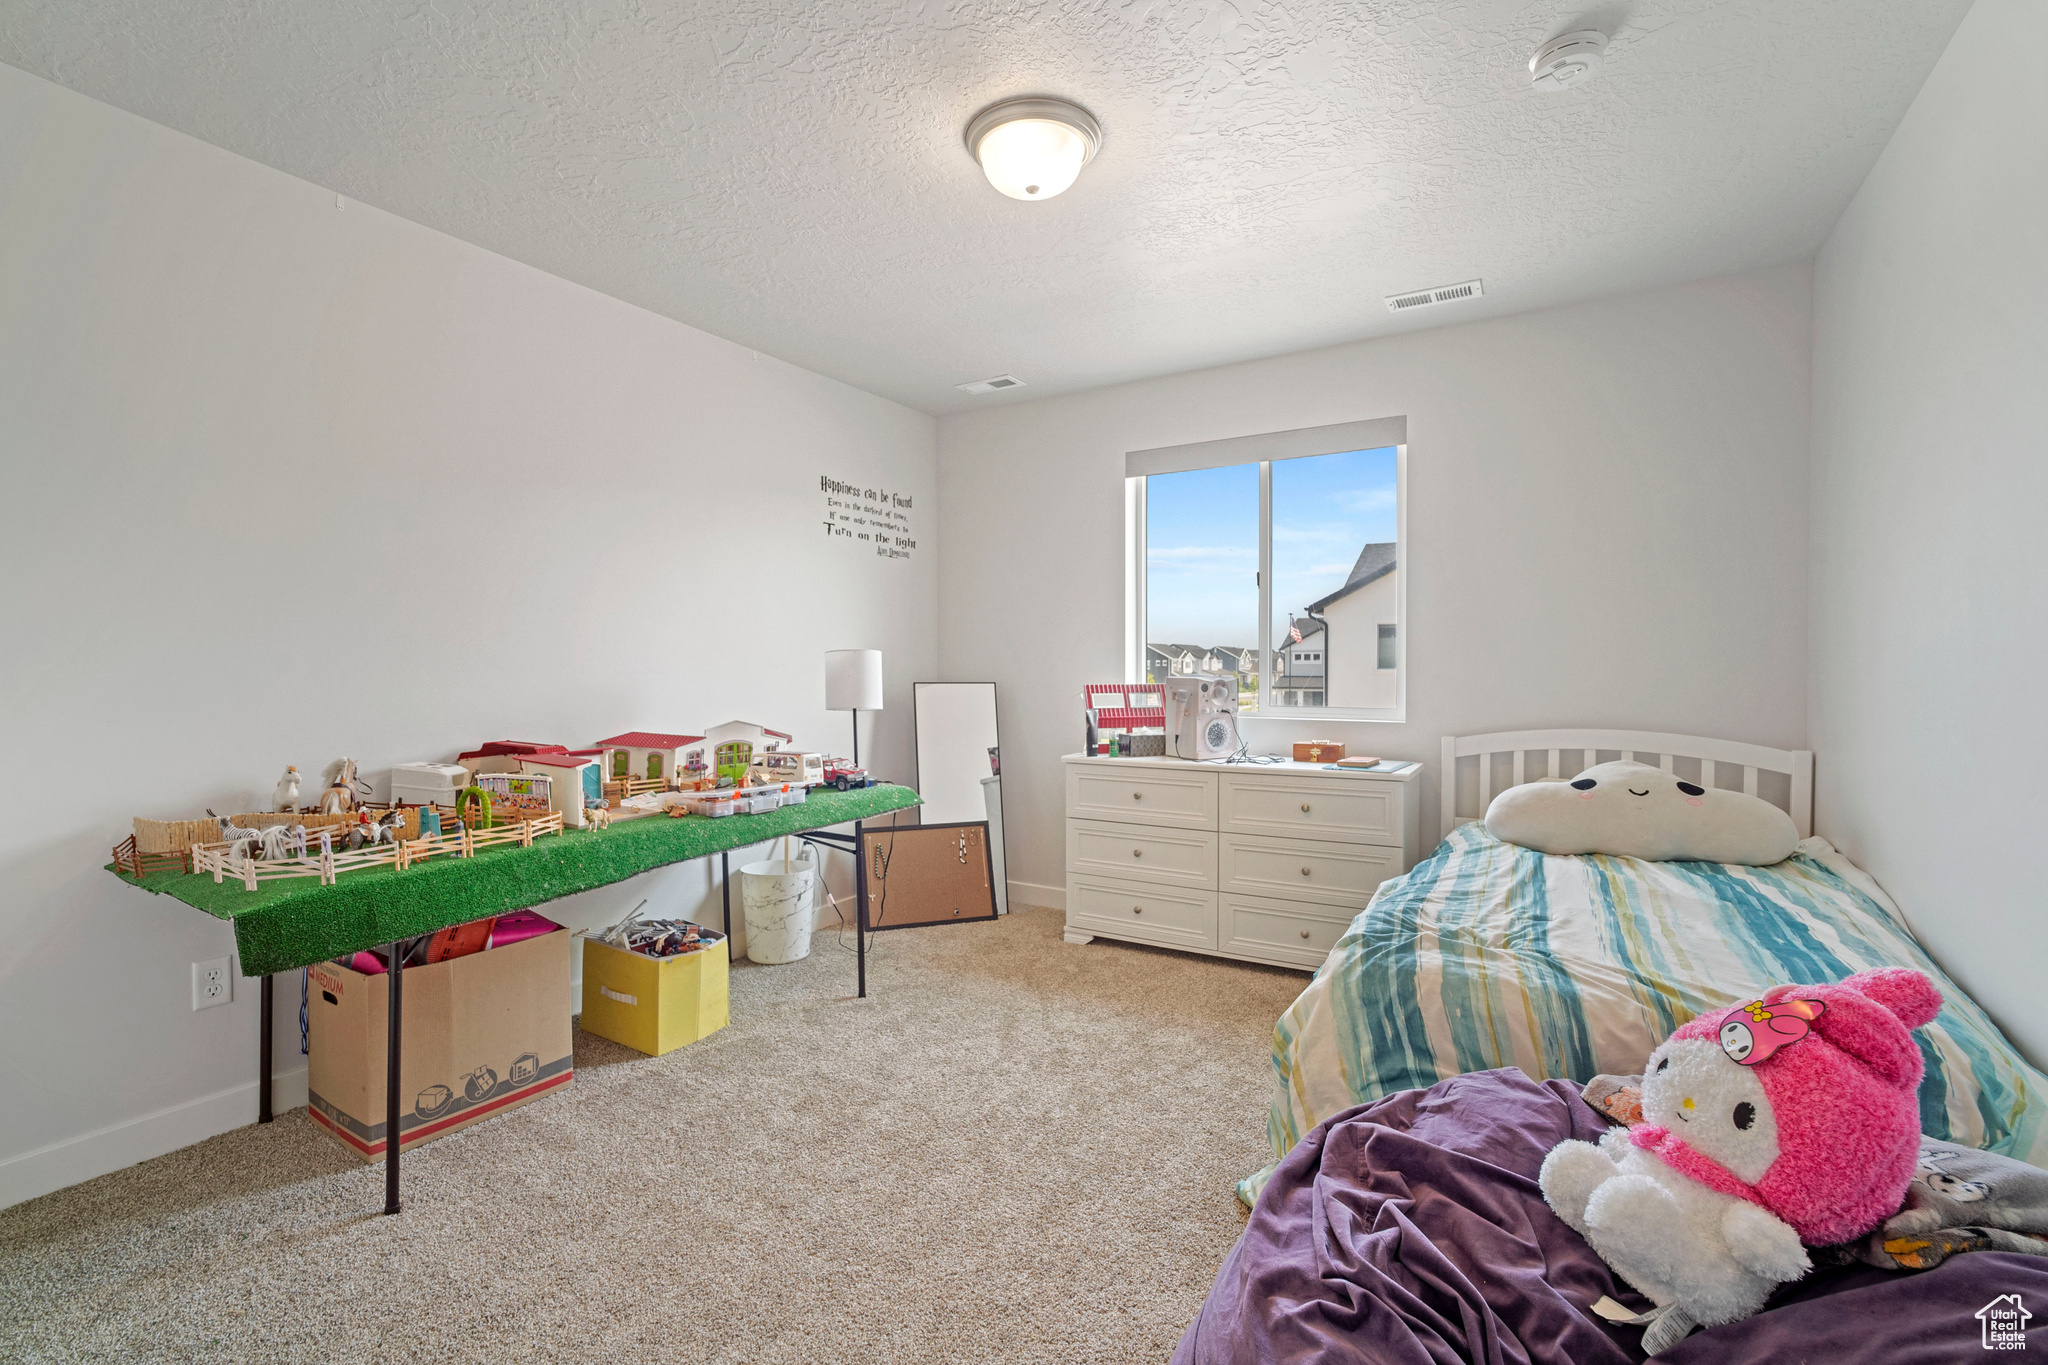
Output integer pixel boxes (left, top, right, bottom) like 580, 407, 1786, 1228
1174, 1069, 2046, 1364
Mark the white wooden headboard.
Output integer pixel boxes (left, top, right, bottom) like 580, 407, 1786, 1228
1440, 729, 1813, 842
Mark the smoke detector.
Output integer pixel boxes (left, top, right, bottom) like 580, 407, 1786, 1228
955, 374, 1026, 395
1529, 30, 1607, 91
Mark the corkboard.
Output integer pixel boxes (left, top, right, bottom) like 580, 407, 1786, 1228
862, 821, 998, 929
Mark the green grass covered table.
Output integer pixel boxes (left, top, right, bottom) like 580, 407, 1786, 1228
111, 784, 921, 977
111, 782, 922, 1215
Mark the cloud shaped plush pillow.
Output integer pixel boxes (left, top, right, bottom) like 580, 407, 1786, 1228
1483, 760, 1799, 864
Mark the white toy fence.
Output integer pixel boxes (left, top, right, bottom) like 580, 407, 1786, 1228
190, 812, 565, 890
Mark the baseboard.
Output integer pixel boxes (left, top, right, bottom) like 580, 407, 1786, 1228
274, 1063, 310, 1113
0, 1065, 308, 1211
1007, 879, 1066, 912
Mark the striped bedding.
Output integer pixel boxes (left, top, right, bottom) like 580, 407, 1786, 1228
1247, 823, 2047, 1203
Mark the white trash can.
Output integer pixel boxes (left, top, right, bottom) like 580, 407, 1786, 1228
739, 855, 818, 964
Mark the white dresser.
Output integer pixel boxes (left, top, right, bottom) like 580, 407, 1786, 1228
1062, 753, 1423, 971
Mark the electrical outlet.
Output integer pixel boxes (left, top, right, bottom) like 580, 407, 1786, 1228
192, 957, 233, 1011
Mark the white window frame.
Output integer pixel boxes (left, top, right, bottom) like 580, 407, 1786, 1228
1124, 417, 1407, 723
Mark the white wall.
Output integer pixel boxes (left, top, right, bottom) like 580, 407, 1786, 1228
0, 64, 936, 1207
1810, 0, 2046, 1066
938, 266, 1812, 905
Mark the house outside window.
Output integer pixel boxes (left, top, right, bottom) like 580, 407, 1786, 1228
1128, 417, 1405, 721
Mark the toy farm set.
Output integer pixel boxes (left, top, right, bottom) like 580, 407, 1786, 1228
113, 723, 877, 898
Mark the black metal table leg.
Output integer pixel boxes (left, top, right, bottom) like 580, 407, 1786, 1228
258, 973, 274, 1124
721, 851, 731, 940
384, 941, 404, 1216
854, 818, 868, 999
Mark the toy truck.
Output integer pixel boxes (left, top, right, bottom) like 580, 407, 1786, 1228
821, 761, 873, 792
755, 751, 825, 786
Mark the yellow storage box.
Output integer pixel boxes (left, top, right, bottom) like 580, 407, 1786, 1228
579, 934, 729, 1056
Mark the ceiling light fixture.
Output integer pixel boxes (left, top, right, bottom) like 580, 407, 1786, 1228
1529, 30, 1607, 91
965, 97, 1101, 201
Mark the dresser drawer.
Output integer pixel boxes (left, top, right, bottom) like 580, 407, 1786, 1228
1219, 833, 1403, 909
1067, 821, 1217, 889
1220, 774, 1402, 842
1067, 765, 1217, 830
1066, 875, 1217, 951
1220, 893, 1354, 970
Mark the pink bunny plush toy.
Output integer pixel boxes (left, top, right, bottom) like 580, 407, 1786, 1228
1540, 968, 1943, 1354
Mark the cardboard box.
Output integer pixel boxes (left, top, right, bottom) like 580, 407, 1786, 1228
579, 935, 729, 1057
307, 928, 572, 1162
1292, 741, 1346, 763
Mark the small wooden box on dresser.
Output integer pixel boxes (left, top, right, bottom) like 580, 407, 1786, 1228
1063, 754, 1423, 970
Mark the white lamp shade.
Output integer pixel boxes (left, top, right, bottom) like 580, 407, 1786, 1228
965, 98, 1101, 203
825, 649, 884, 711
976, 118, 1088, 200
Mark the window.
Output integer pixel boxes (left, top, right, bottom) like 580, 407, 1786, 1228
1127, 417, 1405, 720
1138, 461, 1260, 708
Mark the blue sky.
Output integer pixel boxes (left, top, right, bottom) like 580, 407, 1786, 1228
1146, 447, 1397, 648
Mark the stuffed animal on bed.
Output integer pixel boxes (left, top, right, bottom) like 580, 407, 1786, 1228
1539, 967, 1942, 1353
1485, 760, 1798, 864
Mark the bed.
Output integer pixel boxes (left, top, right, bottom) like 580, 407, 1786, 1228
1179, 1068, 2048, 1365
1183, 728, 2048, 1361
1245, 727, 2048, 1206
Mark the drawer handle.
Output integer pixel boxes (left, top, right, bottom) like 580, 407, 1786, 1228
1300, 803, 1312, 813
1301, 866, 1312, 877
1132, 849, 1143, 858
1299, 929, 1312, 939
1132, 792, 1143, 800
1132, 906, 1143, 915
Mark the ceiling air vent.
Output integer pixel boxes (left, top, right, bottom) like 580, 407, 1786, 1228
1384, 279, 1485, 313
955, 374, 1026, 395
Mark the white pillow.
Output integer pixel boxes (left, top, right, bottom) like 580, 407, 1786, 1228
1483, 760, 1799, 864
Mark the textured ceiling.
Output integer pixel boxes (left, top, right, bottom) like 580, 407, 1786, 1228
1, 1, 1969, 414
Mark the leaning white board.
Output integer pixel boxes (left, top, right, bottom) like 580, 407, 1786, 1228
913, 682, 1001, 825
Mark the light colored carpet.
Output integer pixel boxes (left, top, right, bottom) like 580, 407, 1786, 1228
0, 907, 1309, 1364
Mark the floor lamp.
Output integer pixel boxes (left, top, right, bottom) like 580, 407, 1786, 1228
825, 649, 884, 768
